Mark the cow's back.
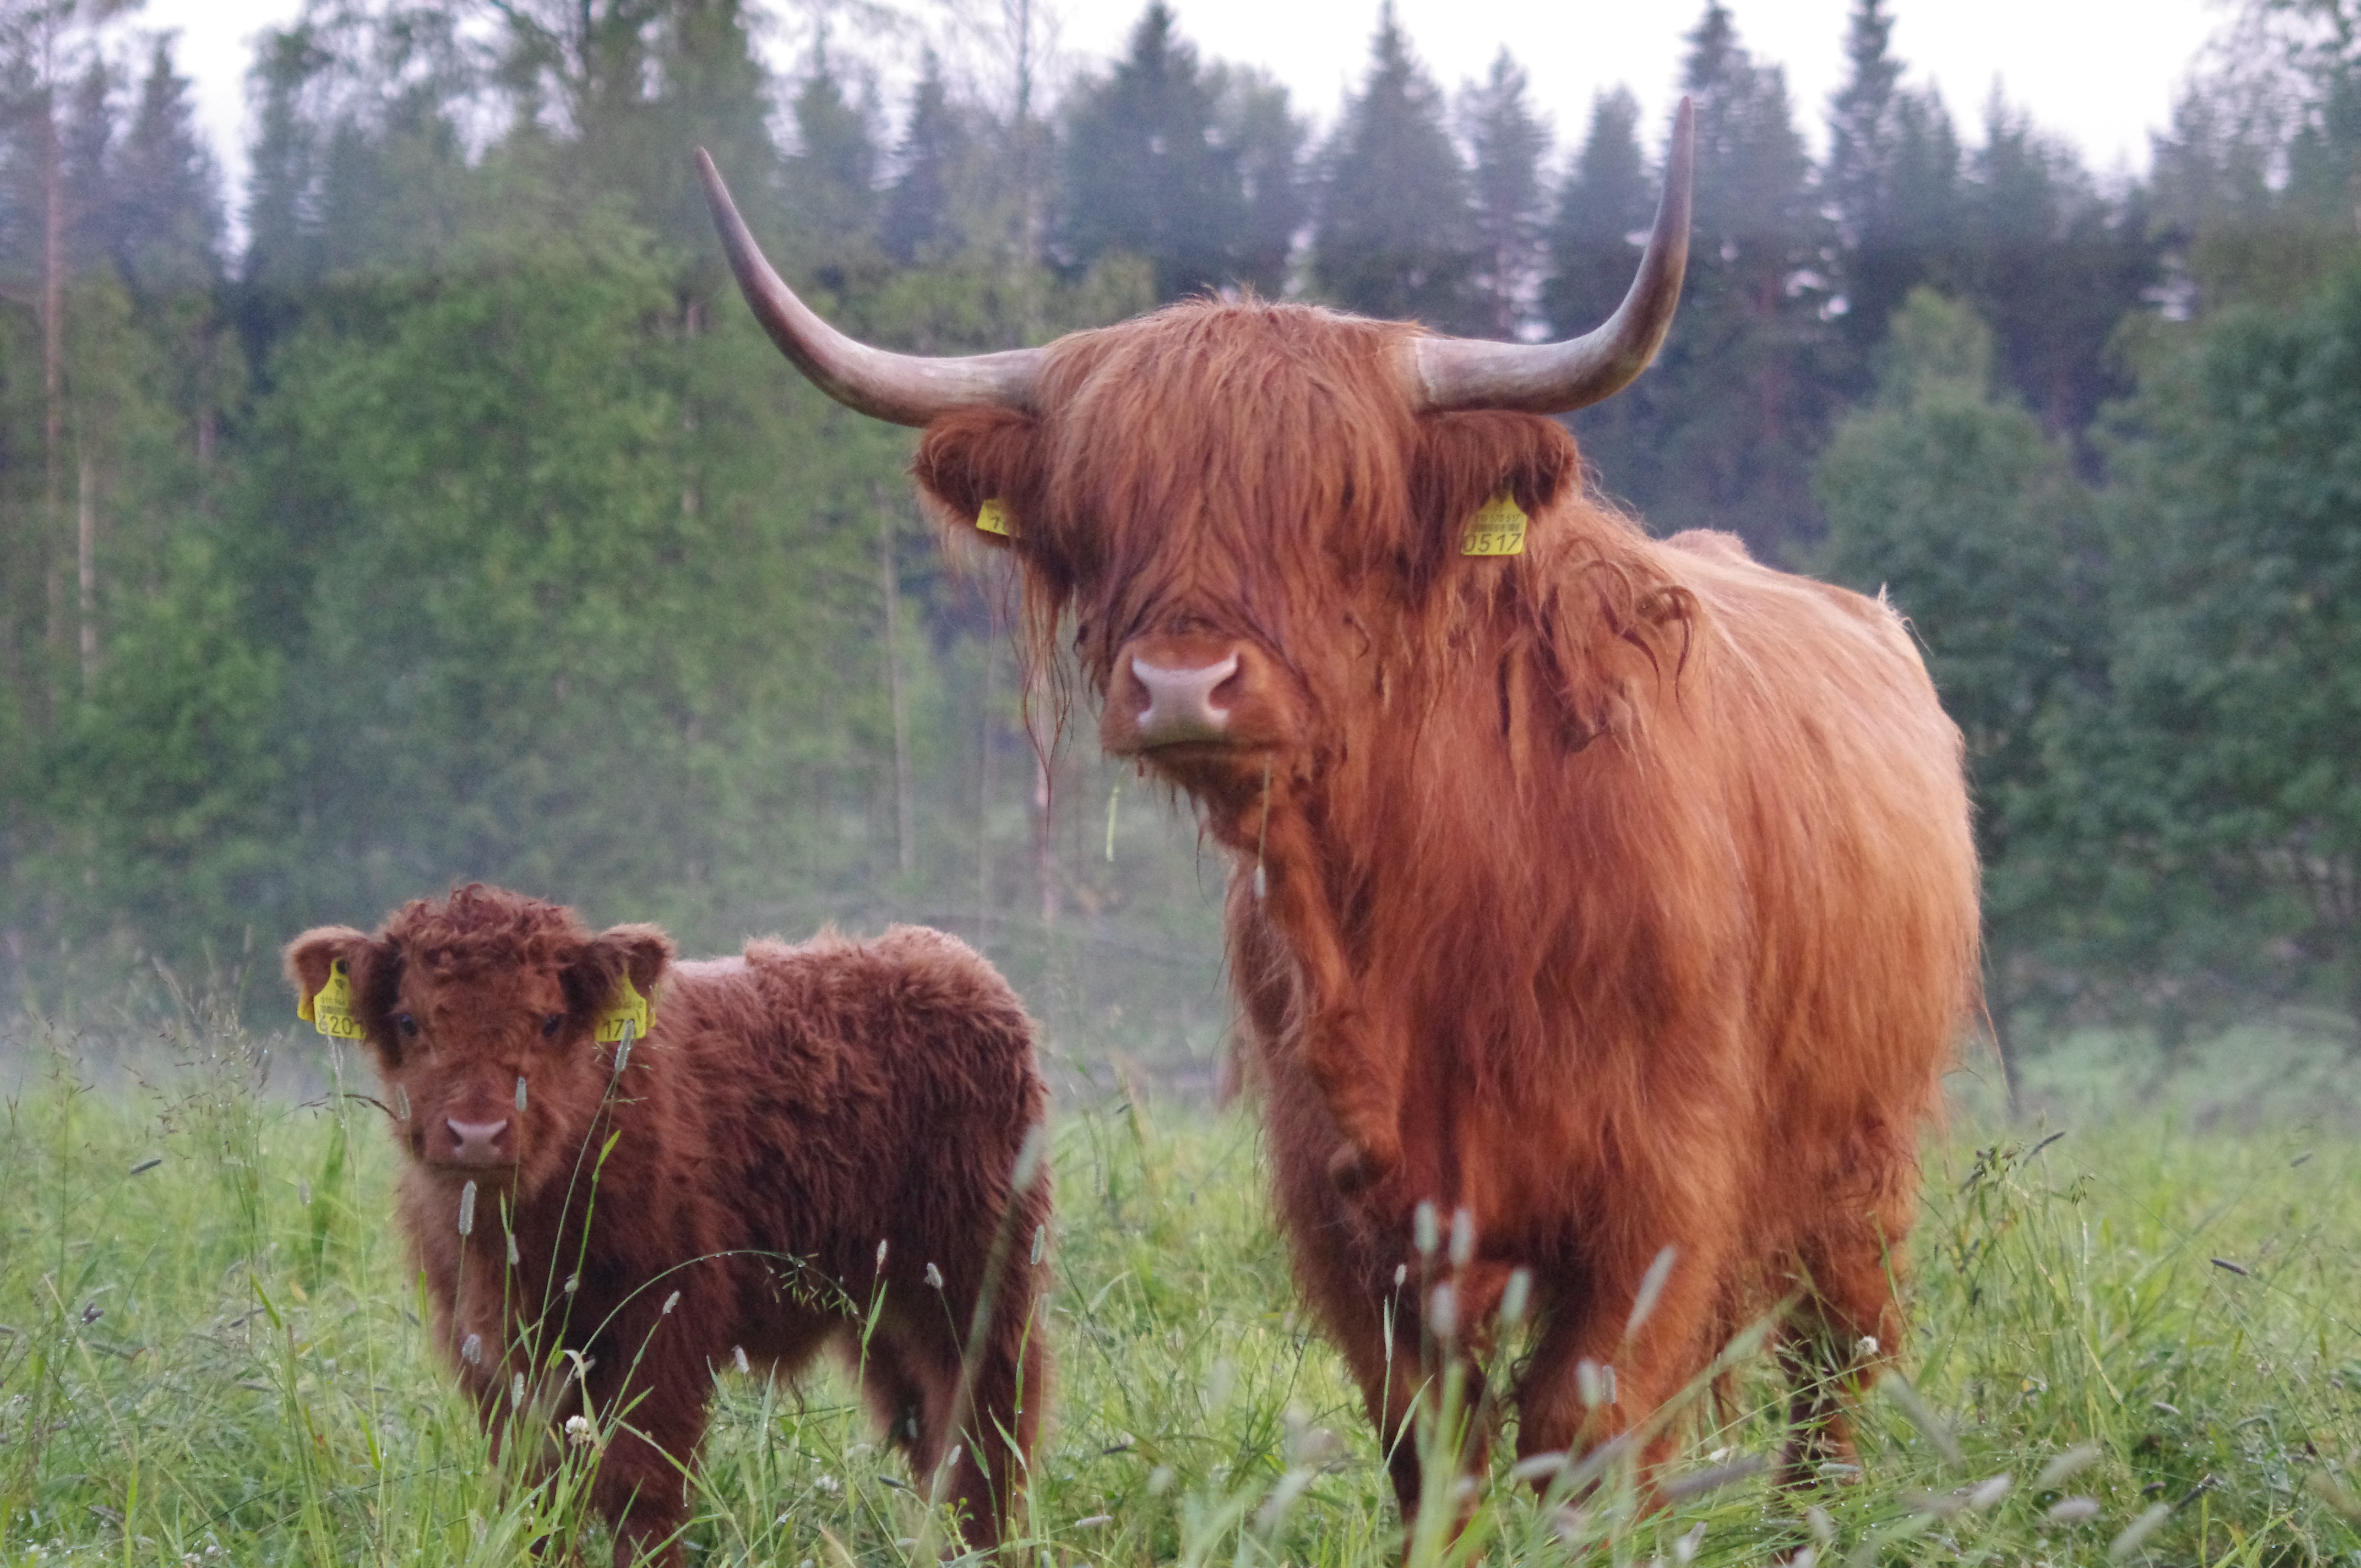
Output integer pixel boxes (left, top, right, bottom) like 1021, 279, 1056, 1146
1658, 532, 1979, 1226
654, 927, 1047, 1276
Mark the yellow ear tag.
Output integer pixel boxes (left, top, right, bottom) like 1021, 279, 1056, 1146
975, 498, 1019, 538
596, 977, 654, 1045
302, 959, 367, 1040
1462, 491, 1529, 557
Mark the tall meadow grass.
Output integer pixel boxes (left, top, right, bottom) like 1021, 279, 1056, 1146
2, 1016, 2357, 1566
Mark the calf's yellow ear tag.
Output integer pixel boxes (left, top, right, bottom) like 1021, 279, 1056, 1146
1462, 491, 1529, 556
975, 498, 1019, 538
596, 977, 654, 1045
302, 959, 367, 1040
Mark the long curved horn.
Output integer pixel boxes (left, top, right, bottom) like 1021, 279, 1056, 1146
1410, 96, 1694, 415
695, 149, 1042, 426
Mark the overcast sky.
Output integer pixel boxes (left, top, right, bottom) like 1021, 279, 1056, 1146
138, 0, 2226, 232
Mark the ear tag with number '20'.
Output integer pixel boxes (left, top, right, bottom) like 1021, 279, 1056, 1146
975, 498, 1019, 538
1462, 491, 1528, 556
596, 977, 654, 1046
300, 959, 367, 1040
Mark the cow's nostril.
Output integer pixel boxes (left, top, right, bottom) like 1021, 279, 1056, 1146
447, 1118, 510, 1164
1131, 653, 1242, 745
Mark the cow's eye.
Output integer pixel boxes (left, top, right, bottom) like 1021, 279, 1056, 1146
541, 1013, 564, 1038
396, 1014, 420, 1038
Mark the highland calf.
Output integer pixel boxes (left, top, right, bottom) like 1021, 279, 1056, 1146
285, 886, 1052, 1565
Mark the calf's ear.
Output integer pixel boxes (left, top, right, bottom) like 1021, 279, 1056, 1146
566, 924, 676, 1017
286, 925, 406, 1061
284, 926, 367, 1017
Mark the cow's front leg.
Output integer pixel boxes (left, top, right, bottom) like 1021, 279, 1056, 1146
1512, 1224, 1737, 1510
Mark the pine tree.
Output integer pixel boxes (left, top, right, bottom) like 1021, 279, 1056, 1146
1312, 5, 1473, 329
1542, 86, 1651, 339
1457, 49, 1548, 338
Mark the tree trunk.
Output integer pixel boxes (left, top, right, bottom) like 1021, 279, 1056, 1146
42, 69, 64, 711
76, 453, 96, 685
976, 637, 998, 946
879, 502, 914, 875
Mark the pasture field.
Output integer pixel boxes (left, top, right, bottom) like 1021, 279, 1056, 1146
2, 1014, 2359, 1568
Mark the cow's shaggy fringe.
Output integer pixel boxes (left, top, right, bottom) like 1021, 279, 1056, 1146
911, 296, 1982, 1516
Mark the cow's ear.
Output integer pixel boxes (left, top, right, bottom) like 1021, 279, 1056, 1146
565, 924, 676, 1020
285, 925, 405, 1061
1410, 411, 1582, 566
913, 407, 1047, 555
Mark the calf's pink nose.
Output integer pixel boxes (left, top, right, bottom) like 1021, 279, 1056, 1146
1133, 653, 1239, 745
446, 1118, 510, 1165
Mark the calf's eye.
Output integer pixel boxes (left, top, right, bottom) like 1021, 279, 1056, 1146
396, 1014, 419, 1038
541, 1013, 564, 1037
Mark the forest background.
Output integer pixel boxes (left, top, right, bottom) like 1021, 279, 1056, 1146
6, 0, 2361, 1101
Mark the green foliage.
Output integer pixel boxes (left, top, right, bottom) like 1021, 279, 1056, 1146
3, 1028, 2359, 1565
2097, 263, 2361, 1032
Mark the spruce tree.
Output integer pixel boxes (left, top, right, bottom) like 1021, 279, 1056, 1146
1542, 86, 1652, 339
1059, 3, 1241, 302
1209, 63, 1303, 296
784, 43, 882, 276
1458, 49, 1549, 338
1577, 3, 1830, 558
1823, 0, 1963, 364
1960, 95, 2154, 441
883, 52, 967, 266
110, 37, 222, 299
1312, 5, 1473, 329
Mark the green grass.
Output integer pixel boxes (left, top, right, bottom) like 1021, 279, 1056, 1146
3, 1012, 2359, 1566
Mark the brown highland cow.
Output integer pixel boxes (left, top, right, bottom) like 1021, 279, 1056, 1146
697, 91, 1979, 1525
285, 885, 1052, 1565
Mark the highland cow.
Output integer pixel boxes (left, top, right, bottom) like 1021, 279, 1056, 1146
697, 90, 1979, 1524
285, 886, 1052, 1565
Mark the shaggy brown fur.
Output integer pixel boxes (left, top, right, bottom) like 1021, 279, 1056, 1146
905, 298, 1980, 1517
285, 886, 1052, 1566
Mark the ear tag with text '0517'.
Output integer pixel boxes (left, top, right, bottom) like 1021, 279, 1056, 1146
975, 498, 1019, 538
1462, 491, 1528, 557
596, 977, 653, 1045
300, 958, 367, 1040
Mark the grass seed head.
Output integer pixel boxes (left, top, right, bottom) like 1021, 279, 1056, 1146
1415, 1200, 1439, 1256
461, 1333, 482, 1365
662, 1290, 680, 1315
1501, 1266, 1532, 1325
2037, 1442, 2101, 1488
457, 1180, 476, 1237
2109, 1502, 2173, 1559
1627, 1245, 1677, 1339
2048, 1496, 2102, 1523
1429, 1283, 1458, 1340
1449, 1206, 1475, 1269
924, 1262, 944, 1290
